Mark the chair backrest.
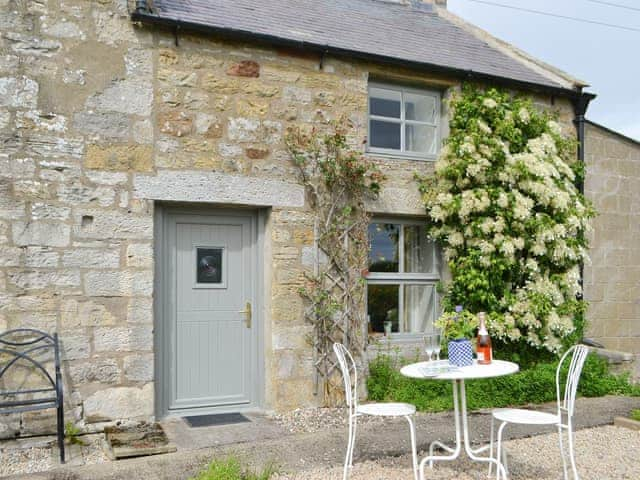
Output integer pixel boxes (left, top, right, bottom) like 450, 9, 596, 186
0, 328, 61, 410
333, 343, 358, 410
555, 344, 590, 418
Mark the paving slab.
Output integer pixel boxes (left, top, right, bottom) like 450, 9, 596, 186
4, 395, 639, 480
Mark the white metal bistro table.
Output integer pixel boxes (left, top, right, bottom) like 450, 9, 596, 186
400, 359, 519, 480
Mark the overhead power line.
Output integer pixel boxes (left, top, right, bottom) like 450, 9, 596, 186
586, 0, 640, 13
459, 0, 640, 32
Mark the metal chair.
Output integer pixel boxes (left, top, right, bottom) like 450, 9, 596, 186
333, 343, 418, 480
0, 329, 65, 463
489, 344, 590, 480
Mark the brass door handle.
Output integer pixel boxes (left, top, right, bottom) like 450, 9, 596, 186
239, 302, 252, 328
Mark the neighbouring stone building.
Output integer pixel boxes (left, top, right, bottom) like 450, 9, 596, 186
584, 121, 640, 355
0, 0, 612, 435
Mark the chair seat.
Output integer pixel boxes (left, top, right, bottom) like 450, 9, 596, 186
356, 402, 416, 417
493, 408, 559, 425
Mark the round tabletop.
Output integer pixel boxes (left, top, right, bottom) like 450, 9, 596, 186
400, 360, 519, 380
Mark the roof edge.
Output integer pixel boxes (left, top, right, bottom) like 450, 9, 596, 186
437, 8, 589, 90
131, 10, 586, 100
586, 119, 640, 147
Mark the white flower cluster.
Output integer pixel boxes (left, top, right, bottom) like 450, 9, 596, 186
423, 92, 594, 353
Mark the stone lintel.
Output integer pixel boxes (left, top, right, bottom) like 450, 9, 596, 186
133, 170, 305, 208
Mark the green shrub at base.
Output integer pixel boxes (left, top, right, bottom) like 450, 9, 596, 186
367, 352, 640, 412
190, 457, 277, 480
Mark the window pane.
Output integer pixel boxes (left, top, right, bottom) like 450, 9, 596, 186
405, 124, 437, 154
368, 223, 399, 272
370, 120, 401, 150
369, 87, 401, 118
403, 284, 437, 333
404, 225, 436, 273
368, 284, 400, 333
405, 93, 436, 123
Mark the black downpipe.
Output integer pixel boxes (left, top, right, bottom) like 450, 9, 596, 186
572, 92, 594, 345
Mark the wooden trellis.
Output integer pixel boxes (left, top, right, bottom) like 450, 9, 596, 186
285, 122, 384, 406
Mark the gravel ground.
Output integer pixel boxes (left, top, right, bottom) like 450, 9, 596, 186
272, 408, 381, 434
0, 434, 108, 477
272, 425, 640, 480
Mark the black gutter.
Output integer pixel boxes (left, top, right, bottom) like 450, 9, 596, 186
131, 9, 588, 102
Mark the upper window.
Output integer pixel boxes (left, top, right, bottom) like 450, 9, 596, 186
367, 83, 441, 159
366, 220, 441, 338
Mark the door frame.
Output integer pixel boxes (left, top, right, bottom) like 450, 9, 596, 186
154, 204, 266, 418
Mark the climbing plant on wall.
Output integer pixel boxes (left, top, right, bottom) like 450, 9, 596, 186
286, 120, 384, 405
418, 85, 595, 354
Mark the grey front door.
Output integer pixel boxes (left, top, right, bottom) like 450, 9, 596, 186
163, 211, 257, 413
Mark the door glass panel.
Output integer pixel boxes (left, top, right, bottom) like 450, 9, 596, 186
404, 225, 435, 273
403, 284, 437, 333
196, 248, 223, 284
369, 87, 401, 118
405, 93, 436, 123
370, 120, 401, 150
405, 124, 437, 154
367, 284, 400, 333
368, 223, 399, 272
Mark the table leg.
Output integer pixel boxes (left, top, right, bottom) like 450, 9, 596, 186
459, 380, 507, 479
419, 380, 462, 480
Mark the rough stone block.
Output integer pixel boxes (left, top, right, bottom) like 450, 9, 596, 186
31, 203, 71, 221
59, 334, 90, 360
73, 210, 153, 240
69, 359, 120, 385
8, 269, 80, 290
94, 325, 153, 353
84, 270, 153, 296
124, 354, 154, 382
227, 60, 260, 77
73, 111, 131, 140
24, 246, 59, 268
127, 298, 153, 324
126, 243, 152, 268
83, 384, 154, 423
0, 157, 36, 179
0, 76, 38, 108
158, 110, 193, 137
57, 183, 115, 207
12, 221, 70, 247
62, 248, 120, 268
86, 79, 153, 116
85, 144, 153, 172
84, 170, 128, 186
0, 246, 22, 267
0, 183, 26, 220
228, 117, 260, 142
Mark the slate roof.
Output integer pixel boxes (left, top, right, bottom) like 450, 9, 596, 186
136, 0, 578, 95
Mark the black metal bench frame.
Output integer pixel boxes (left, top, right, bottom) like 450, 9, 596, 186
0, 328, 65, 463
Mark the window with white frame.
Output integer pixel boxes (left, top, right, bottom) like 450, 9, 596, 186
367, 83, 441, 159
366, 220, 441, 337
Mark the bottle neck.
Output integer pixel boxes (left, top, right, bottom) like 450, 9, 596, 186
478, 312, 488, 335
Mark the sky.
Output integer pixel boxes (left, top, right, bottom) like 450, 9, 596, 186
447, 0, 640, 141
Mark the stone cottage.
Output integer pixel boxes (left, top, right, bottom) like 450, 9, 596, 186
583, 121, 640, 356
0, 0, 600, 433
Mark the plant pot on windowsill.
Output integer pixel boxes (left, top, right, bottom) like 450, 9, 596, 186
448, 338, 474, 367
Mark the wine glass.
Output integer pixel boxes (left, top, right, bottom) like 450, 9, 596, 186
433, 332, 442, 361
424, 335, 434, 362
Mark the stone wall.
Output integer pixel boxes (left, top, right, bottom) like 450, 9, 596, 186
584, 121, 640, 353
0, 0, 577, 435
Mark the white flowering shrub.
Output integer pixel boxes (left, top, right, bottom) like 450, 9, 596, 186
419, 86, 595, 354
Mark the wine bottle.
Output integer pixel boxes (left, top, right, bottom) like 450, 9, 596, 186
476, 312, 492, 365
